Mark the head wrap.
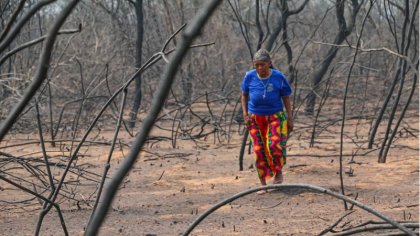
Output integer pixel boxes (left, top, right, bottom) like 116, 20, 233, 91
253, 49, 271, 61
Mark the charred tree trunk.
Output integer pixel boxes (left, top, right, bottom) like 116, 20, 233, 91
181, 63, 193, 104
128, 0, 144, 128
377, 0, 419, 162
305, 0, 362, 115
368, 0, 419, 154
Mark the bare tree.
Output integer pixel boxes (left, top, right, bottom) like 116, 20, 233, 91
374, 0, 419, 162
264, 0, 309, 84
84, 1, 223, 234
0, 1, 418, 235
305, 0, 363, 114
0, 0, 81, 141
127, 0, 144, 128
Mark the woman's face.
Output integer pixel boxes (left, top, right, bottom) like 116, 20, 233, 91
253, 60, 271, 78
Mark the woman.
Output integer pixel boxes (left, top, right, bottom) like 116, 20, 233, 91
241, 49, 293, 195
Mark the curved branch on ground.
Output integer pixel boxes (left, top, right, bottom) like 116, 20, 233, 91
182, 184, 416, 236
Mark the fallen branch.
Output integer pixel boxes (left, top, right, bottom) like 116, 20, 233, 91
331, 222, 419, 236
182, 184, 416, 236
318, 210, 355, 235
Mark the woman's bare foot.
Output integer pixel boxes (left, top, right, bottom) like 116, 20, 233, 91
256, 178, 267, 195
256, 189, 268, 195
273, 172, 283, 184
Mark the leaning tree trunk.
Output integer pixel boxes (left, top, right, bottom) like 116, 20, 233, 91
128, 0, 144, 128
305, 0, 362, 115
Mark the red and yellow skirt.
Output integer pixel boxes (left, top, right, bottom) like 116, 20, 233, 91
248, 112, 288, 180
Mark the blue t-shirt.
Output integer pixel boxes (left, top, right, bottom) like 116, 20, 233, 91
241, 69, 292, 115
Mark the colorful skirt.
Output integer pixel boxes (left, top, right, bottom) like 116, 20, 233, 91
248, 112, 288, 180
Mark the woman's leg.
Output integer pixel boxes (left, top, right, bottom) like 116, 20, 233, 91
268, 112, 288, 184
248, 114, 273, 188
274, 171, 283, 184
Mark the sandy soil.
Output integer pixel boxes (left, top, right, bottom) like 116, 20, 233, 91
0, 116, 418, 236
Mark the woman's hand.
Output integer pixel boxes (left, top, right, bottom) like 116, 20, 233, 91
244, 114, 251, 128
287, 116, 294, 133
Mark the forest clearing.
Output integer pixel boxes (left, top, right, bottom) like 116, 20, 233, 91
0, 0, 418, 235
0, 112, 418, 235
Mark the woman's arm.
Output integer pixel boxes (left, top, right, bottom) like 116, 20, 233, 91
241, 93, 250, 127
282, 96, 293, 133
